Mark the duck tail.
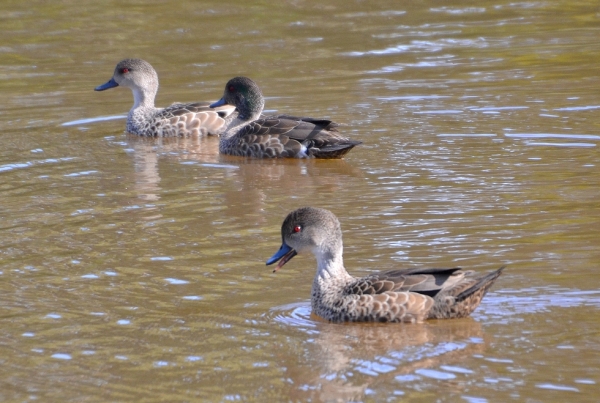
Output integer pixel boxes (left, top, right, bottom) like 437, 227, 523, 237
429, 266, 505, 319
312, 141, 363, 159
456, 266, 505, 302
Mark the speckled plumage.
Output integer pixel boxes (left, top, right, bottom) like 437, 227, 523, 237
95, 59, 235, 137
267, 207, 504, 323
210, 77, 361, 159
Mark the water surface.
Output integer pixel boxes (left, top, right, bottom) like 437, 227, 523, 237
1, 0, 599, 401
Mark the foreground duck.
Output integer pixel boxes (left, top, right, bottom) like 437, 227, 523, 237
267, 207, 505, 323
95, 59, 235, 137
210, 77, 361, 158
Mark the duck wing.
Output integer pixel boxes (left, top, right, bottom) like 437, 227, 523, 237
427, 266, 505, 319
344, 267, 466, 297
232, 117, 361, 159
270, 114, 341, 131
339, 267, 503, 323
158, 102, 236, 119
152, 102, 236, 136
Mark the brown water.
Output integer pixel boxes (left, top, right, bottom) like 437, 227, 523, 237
1, 0, 599, 401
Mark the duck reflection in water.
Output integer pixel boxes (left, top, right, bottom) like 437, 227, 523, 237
121, 137, 362, 225
284, 318, 487, 401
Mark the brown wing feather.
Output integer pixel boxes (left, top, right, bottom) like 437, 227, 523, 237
227, 134, 302, 158
428, 266, 505, 319
151, 102, 235, 136
156, 102, 235, 119
345, 292, 434, 323
344, 267, 465, 296
234, 118, 361, 158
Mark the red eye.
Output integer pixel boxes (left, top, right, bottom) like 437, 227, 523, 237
228, 86, 235, 92
122, 68, 129, 73
293, 225, 301, 233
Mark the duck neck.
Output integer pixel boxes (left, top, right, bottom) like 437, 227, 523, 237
126, 87, 158, 135
220, 101, 262, 141
237, 90, 264, 122
313, 243, 352, 286
131, 86, 156, 111
220, 115, 250, 140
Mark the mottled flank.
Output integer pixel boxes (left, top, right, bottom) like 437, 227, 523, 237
210, 77, 361, 159
95, 59, 235, 137
267, 207, 504, 323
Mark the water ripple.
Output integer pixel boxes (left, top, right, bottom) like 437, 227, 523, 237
61, 115, 126, 126
505, 133, 600, 140
270, 302, 317, 331
536, 383, 579, 392
0, 157, 76, 173
554, 105, 600, 112
524, 142, 596, 148
478, 287, 600, 318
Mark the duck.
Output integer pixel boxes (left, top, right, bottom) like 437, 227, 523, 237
94, 58, 235, 137
209, 77, 361, 158
266, 207, 505, 323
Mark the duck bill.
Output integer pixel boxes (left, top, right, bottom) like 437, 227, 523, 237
95, 77, 119, 91
209, 97, 228, 108
266, 242, 297, 273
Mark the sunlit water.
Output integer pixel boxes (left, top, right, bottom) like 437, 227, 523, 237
1, 0, 599, 401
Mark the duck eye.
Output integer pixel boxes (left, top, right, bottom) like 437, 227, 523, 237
293, 225, 302, 233
228, 86, 235, 92
122, 68, 129, 74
